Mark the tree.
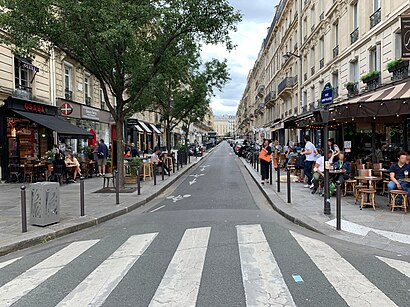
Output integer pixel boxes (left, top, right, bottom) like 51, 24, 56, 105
0, 0, 241, 186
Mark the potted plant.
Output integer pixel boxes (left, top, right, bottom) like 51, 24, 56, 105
386, 59, 409, 73
345, 82, 354, 91
360, 70, 380, 84
124, 158, 142, 184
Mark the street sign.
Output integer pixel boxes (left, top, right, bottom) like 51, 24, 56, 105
401, 15, 410, 59
321, 82, 333, 105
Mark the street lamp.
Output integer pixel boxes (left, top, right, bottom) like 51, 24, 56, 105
283, 52, 301, 60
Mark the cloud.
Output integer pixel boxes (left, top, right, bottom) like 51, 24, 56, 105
202, 0, 278, 116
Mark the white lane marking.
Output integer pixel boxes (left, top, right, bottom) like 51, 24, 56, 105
189, 178, 197, 185
165, 195, 191, 203
149, 227, 211, 307
0, 240, 99, 306
57, 233, 158, 307
326, 219, 410, 245
237, 224, 296, 307
200, 165, 210, 172
0, 257, 22, 270
290, 231, 397, 307
377, 256, 410, 279
150, 205, 166, 213
189, 174, 204, 178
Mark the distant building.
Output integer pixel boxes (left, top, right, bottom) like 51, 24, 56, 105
214, 115, 236, 137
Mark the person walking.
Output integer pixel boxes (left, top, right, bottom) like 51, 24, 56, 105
301, 135, 316, 188
259, 139, 272, 184
97, 139, 109, 176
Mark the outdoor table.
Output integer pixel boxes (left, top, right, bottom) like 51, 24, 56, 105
329, 169, 346, 174
355, 176, 382, 189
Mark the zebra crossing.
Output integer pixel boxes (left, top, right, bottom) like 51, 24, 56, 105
0, 225, 409, 307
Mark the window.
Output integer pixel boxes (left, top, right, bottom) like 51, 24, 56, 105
332, 71, 339, 90
14, 58, 30, 90
353, 2, 358, 29
64, 64, 72, 91
350, 60, 359, 82
374, 0, 381, 11
369, 45, 381, 71
100, 87, 105, 109
320, 37, 324, 60
335, 23, 339, 46
395, 32, 402, 59
311, 7, 315, 29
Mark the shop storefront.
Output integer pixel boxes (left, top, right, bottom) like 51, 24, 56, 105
56, 99, 112, 155
0, 97, 92, 181
125, 119, 162, 154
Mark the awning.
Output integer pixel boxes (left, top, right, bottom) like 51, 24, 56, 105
13, 110, 93, 139
134, 125, 144, 132
138, 121, 152, 133
150, 123, 161, 134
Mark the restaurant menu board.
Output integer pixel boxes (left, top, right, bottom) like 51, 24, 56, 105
7, 117, 39, 161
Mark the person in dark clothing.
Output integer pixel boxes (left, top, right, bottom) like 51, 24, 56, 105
259, 139, 272, 184
97, 139, 109, 176
332, 152, 351, 185
130, 143, 139, 158
51, 153, 67, 182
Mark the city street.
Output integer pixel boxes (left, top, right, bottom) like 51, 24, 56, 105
0, 142, 409, 306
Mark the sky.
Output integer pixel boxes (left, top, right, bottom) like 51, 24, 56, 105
202, 0, 278, 116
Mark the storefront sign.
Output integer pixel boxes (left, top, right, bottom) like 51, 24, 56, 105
321, 83, 333, 105
23, 102, 48, 114
401, 15, 410, 59
19, 60, 39, 73
82, 105, 100, 120
60, 103, 73, 116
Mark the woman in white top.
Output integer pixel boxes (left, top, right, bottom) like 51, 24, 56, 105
65, 153, 82, 182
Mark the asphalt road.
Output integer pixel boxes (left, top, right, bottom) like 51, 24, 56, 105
0, 142, 409, 307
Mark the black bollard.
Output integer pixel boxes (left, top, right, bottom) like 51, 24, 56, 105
287, 168, 291, 203
173, 157, 175, 173
277, 165, 280, 193
257, 158, 259, 172
137, 167, 141, 195
115, 170, 119, 205
177, 156, 179, 171
269, 160, 273, 185
161, 164, 165, 181
20, 185, 27, 233
80, 177, 85, 216
336, 181, 342, 230
153, 165, 157, 185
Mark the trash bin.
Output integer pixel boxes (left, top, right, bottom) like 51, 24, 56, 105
30, 182, 60, 226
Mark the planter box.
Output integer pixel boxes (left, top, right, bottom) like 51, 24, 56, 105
361, 73, 380, 84
388, 60, 409, 73
124, 176, 137, 184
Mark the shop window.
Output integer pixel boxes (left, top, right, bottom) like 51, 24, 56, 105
14, 58, 31, 92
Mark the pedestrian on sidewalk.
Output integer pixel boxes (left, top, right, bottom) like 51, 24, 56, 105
301, 135, 316, 188
97, 139, 109, 176
259, 139, 272, 185
312, 152, 327, 194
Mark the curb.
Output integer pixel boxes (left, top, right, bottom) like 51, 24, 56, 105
240, 158, 340, 236
0, 149, 216, 257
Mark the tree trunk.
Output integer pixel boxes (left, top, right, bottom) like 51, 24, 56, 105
166, 122, 172, 153
116, 118, 125, 188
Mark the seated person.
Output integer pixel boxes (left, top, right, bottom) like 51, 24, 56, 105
332, 151, 351, 185
388, 151, 410, 195
52, 153, 67, 176
65, 153, 82, 182
311, 152, 332, 194
151, 148, 170, 175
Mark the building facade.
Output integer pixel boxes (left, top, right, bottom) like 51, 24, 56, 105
237, 0, 410, 159
213, 115, 236, 137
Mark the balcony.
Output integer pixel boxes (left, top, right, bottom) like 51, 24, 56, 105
388, 60, 409, 81
304, 73, 307, 81
85, 96, 91, 106
320, 58, 324, 69
350, 27, 359, 44
257, 84, 265, 97
333, 45, 339, 58
301, 105, 308, 113
264, 91, 276, 106
294, 42, 298, 51
65, 89, 73, 100
370, 8, 381, 29
14, 84, 32, 100
362, 72, 380, 91
311, 66, 315, 76
320, 12, 324, 21
309, 102, 315, 110
333, 86, 339, 98
278, 77, 296, 97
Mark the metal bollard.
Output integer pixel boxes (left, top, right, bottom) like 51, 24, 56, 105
287, 168, 291, 203
257, 158, 259, 172
137, 167, 141, 195
269, 161, 273, 185
161, 164, 165, 181
173, 158, 175, 173
176, 156, 179, 171
20, 185, 27, 233
336, 181, 342, 230
277, 165, 280, 193
188, 154, 191, 164
115, 170, 119, 205
153, 165, 157, 185
80, 177, 85, 216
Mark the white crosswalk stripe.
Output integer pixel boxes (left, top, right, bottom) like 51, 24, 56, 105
237, 224, 295, 307
377, 256, 410, 279
290, 231, 398, 307
0, 240, 99, 307
0, 257, 21, 270
149, 227, 211, 307
57, 233, 158, 307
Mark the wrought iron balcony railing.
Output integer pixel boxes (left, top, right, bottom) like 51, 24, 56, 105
333, 45, 339, 58
370, 8, 381, 29
350, 27, 359, 44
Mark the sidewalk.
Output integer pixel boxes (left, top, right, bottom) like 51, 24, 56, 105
241, 158, 410, 255
0, 152, 212, 256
